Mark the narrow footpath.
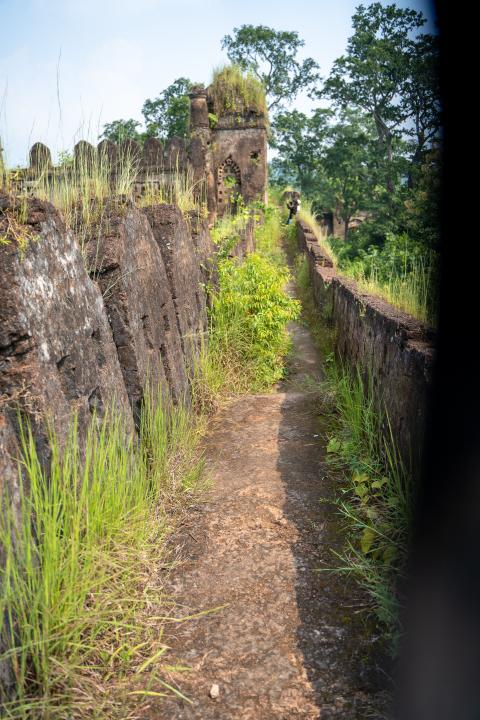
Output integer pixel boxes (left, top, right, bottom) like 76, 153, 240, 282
154, 316, 388, 719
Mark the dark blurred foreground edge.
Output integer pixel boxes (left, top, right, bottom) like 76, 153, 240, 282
396, 2, 480, 719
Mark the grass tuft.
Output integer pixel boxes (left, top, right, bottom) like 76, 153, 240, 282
0, 387, 205, 718
321, 365, 412, 647
209, 65, 267, 119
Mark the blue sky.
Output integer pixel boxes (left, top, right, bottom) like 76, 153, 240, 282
0, 0, 436, 166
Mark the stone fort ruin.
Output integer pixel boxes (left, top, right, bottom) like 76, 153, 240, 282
14, 83, 268, 223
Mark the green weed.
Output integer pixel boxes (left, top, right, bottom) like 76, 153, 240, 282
0, 387, 204, 718
193, 253, 299, 406
321, 365, 412, 647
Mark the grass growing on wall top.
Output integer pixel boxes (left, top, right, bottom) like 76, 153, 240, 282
298, 204, 435, 325
210, 65, 267, 118
291, 232, 412, 648
297, 204, 337, 266
0, 388, 205, 719
137, 166, 208, 219
5, 145, 207, 263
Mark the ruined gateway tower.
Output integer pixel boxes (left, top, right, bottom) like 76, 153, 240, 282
188, 85, 268, 219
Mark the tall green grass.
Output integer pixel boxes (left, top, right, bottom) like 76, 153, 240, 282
291, 234, 411, 646
297, 204, 337, 265
298, 206, 435, 324
0, 387, 204, 718
322, 366, 412, 643
210, 65, 267, 119
30, 145, 137, 242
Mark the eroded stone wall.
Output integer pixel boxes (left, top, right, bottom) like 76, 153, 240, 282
0, 194, 135, 460
85, 200, 189, 422
0, 191, 228, 694
297, 220, 436, 477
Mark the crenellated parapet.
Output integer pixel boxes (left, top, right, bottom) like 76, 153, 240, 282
10, 136, 193, 202
12, 85, 268, 218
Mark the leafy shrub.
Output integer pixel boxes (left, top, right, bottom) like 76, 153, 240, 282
204, 253, 300, 395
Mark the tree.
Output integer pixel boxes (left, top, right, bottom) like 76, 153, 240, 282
402, 33, 441, 176
323, 3, 427, 192
221, 25, 319, 112
270, 109, 331, 194
142, 78, 193, 140
323, 111, 377, 240
101, 119, 142, 144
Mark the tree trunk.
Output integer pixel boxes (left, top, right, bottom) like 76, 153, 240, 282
373, 110, 394, 194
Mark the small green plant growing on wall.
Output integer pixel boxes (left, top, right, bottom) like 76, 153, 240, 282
208, 112, 218, 129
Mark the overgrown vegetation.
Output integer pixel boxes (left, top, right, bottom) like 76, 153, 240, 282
0, 389, 205, 718
193, 202, 299, 410
0, 194, 297, 716
209, 65, 267, 118
6, 145, 206, 260
220, 26, 319, 112
269, 3, 441, 325
297, 205, 435, 324
293, 239, 411, 649
323, 368, 411, 645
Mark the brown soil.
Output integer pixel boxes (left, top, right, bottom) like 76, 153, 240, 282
149, 319, 390, 719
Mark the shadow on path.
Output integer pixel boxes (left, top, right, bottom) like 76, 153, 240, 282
278, 321, 391, 716
149, 319, 390, 719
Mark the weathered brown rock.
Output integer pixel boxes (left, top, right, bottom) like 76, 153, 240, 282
0, 409, 21, 703
85, 201, 189, 421
0, 193, 134, 461
186, 211, 216, 290
297, 219, 435, 477
74, 140, 96, 171
29, 142, 52, 171
144, 205, 208, 373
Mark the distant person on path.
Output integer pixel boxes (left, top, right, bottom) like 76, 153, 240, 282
286, 192, 301, 224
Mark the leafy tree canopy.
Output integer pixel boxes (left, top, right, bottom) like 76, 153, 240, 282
221, 25, 319, 112
321, 3, 438, 189
142, 77, 194, 140
101, 118, 142, 144
270, 109, 332, 196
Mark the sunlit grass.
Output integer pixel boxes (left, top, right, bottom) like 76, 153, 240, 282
298, 206, 434, 324
345, 255, 435, 325
137, 166, 207, 218
297, 205, 338, 265
210, 64, 267, 119
0, 386, 205, 719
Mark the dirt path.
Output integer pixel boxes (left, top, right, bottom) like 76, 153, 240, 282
153, 320, 388, 719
